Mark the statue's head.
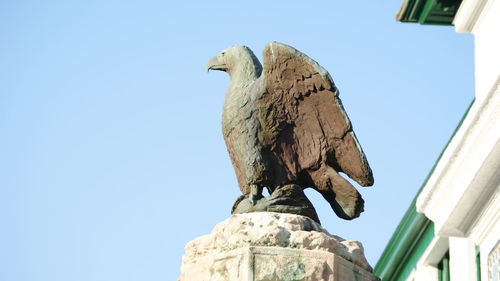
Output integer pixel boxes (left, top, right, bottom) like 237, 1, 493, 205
206, 45, 262, 78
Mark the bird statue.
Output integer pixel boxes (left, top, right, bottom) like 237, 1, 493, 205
206, 42, 373, 222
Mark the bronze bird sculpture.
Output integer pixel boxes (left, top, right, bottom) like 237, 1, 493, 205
207, 42, 373, 221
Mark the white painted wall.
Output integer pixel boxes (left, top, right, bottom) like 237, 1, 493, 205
449, 237, 477, 281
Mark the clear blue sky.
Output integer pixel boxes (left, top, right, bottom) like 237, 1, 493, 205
0, 1, 473, 280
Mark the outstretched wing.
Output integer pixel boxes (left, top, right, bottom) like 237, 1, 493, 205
258, 42, 373, 187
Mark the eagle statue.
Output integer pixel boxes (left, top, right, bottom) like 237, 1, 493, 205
206, 42, 373, 221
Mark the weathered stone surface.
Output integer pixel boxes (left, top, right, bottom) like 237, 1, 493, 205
178, 213, 378, 281
207, 42, 374, 221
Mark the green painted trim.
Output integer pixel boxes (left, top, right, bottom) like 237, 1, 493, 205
374, 99, 475, 281
394, 221, 435, 281
418, 0, 436, 24
396, 0, 427, 22
476, 246, 481, 281
438, 252, 450, 281
373, 204, 432, 281
397, 0, 463, 25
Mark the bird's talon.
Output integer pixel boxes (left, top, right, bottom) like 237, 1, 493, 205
249, 194, 260, 206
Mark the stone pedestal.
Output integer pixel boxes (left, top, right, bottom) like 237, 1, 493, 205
178, 213, 379, 281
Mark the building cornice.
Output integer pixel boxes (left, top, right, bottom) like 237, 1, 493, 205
416, 75, 500, 237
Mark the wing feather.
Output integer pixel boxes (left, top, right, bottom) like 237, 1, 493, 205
259, 42, 373, 186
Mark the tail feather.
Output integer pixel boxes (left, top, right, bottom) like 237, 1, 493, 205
309, 165, 364, 220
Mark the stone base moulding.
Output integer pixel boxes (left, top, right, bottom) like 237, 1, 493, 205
179, 246, 378, 281
177, 213, 379, 281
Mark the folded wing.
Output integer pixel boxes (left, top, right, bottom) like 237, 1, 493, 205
258, 42, 373, 189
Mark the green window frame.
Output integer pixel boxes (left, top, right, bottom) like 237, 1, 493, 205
475, 247, 481, 281
438, 251, 450, 281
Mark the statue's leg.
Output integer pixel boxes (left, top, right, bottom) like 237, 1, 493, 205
249, 184, 263, 205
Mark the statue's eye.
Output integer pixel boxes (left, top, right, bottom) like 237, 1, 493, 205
221, 52, 225, 56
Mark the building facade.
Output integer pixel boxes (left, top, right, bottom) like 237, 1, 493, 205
375, 0, 500, 280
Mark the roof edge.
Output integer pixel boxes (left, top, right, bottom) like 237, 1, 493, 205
375, 99, 476, 280
396, 0, 463, 25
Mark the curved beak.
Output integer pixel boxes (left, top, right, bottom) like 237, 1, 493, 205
206, 56, 227, 72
